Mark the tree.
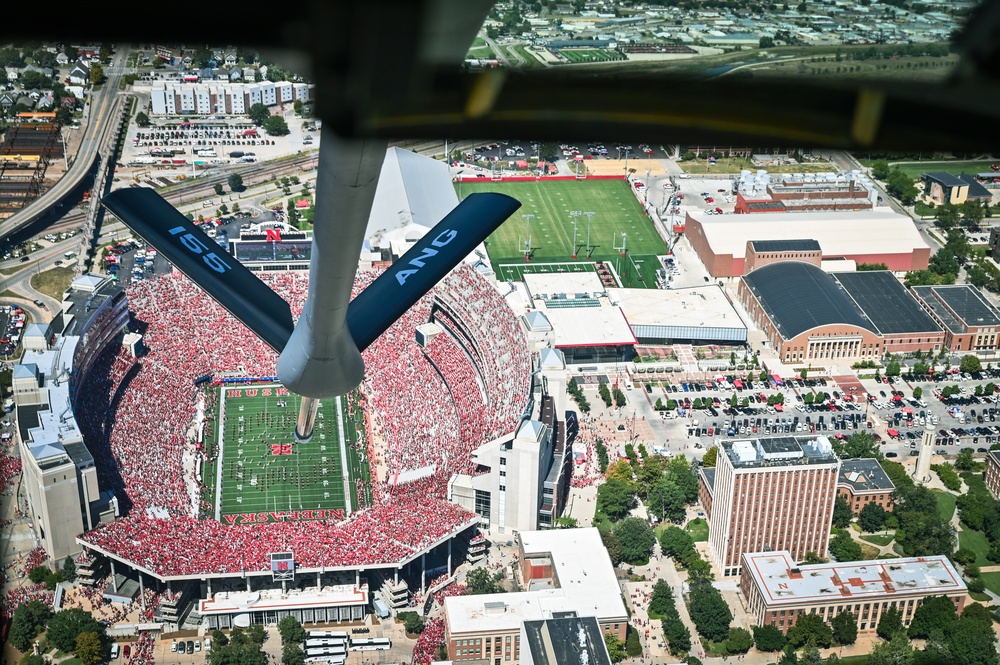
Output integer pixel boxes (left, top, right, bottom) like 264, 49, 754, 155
752, 624, 787, 652
831, 610, 858, 645
28, 566, 48, 584
89, 62, 103, 85
648, 478, 686, 523
214, 182, 224, 196
61, 557, 76, 582
858, 262, 890, 271
960, 354, 982, 374
877, 605, 905, 640
913, 386, 923, 399
597, 477, 636, 521
10, 605, 41, 652
614, 517, 656, 564
208, 626, 268, 665
659, 526, 695, 560
840, 431, 882, 460
829, 530, 863, 562
402, 611, 425, 634
135, 110, 150, 126
786, 612, 833, 649
934, 204, 961, 230
960, 602, 993, 627
665, 456, 699, 503
727, 627, 753, 654
868, 632, 914, 665
46, 608, 103, 653
263, 115, 290, 136
465, 567, 505, 595
872, 160, 890, 180
886, 360, 901, 376
943, 615, 999, 665
248, 103, 270, 125
908, 595, 958, 639
281, 643, 304, 665
74, 632, 103, 665
228, 173, 244, 192
624, 626, 642, 657
832, 495, 854, 528
859, 502, 889, 533
19, 656, 49, 665
603, 633, 626, 663
759, 36, 775, 48
277, 615, 304, 644
648, 580, 676, 618
702, 446, 718, 467
688, 581, 732, 642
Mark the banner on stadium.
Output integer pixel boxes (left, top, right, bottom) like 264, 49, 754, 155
222, 508, 346, 525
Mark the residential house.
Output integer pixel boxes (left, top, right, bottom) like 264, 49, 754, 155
68, 59, 90, 86
229, 67, 242, 81
0, 92, 16, 111
55, 52, 70, 66
224, 53, 238, 68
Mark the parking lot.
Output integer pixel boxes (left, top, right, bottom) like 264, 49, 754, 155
640, 368, 1000, 461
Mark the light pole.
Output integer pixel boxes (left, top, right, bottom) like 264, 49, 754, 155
583, 211, 595, 258
522, 213, 534, 262
569, 210, 581, 258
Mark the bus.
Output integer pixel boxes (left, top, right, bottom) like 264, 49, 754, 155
349, 637, 391, 651
304, 639, 348, 649
307, 631, 348, 640
64, 252, 77, 261
304, 646, 347, 658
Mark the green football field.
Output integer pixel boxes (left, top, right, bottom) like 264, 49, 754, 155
457, 179, 667, 287
202, 385, 372, 524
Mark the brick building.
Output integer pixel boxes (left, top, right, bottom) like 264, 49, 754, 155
837, 458, 895, 513
735, 178, 873, 214
738, 264, 944, 364
910, 284, 1000, 357
685, 209, 930, 278
741, 550, 966, 634
985, 450, 1000, 498
707, 435, 840, 577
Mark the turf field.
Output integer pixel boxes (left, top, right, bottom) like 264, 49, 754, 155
458, 179, 667, 288
203, 384, 371, 524
560, 49, 622, 63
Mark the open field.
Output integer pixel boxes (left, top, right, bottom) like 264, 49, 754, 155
743, 54, 958, 83
679, 156, 838, 174
935, 490, 957, 521
880, 160, 999, 181
686, 517, 709, 542
458, 179, 666, 287
560, 49, 623, 64
859, 533, 894, 546
30, 266, 75, 301
202, 384, 371, 523
958, 528, 991, 567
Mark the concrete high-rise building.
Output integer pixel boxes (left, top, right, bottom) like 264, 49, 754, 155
708, 435, 840, 577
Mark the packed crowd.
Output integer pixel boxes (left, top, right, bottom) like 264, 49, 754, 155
411, 617, 446, 665
68, 263, 531, 576
1, 453, 21, 494
1, 546, 54, 620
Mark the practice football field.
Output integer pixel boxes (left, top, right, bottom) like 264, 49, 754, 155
457, 179, 667, 287
202, 385, 371, 524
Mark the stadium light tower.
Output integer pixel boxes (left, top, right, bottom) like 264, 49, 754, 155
583, 211, 596, 258
522, 214, 535, 262
569, 210, 581, 258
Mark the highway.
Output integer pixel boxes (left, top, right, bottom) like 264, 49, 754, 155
0, 47, 130, 241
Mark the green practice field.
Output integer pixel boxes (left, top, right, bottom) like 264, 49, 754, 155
458, 179, 667, 287
560, 49, 622, 63
202, 384, 371, 524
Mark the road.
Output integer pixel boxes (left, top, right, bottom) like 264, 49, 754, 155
1, 46, 130, 240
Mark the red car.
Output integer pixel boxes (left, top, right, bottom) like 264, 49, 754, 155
705, 197, 714, 203
715, 207, 723, 213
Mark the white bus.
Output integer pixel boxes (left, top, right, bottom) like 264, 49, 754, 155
304, 646, 347, 658
307, 630, 348, 640
349, 637, 391, 651
305, 639, 348, 649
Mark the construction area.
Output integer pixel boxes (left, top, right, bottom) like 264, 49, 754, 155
0, 121, 65, 218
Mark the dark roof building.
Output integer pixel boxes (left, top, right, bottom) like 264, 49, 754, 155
922, 172, 973, 205
749, 239, 821, 253
737, 264, 945, 365
522, 615, 614, 665
957, 173, 993, 201
837, 458, 895, 513
911, 284, 1000, 356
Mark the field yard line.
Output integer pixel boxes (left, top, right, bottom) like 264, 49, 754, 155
215, 388, 226, 521
336, 395, 352, 516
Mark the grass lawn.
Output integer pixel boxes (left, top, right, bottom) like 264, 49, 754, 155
29, 266, 75, 302
860, 543, 880, 559
860, 533, 895, 546
466, 46, 494, 59
879, 159, 998, 181
877, 553, 900, 559
970, 590, 992, 602
836, 656, 869, 665
509, 44, 542, 69
935, 490, 957, 521
961, 471, 988, 496
914, 200, 936, 217
202, 384, 371, 523
679, 156, 837, 174
745, 53, 958, 84
686, 517, 709, 542
958, 528, 992, 567
978, 571, 1000, 597
459, 179, 666, 287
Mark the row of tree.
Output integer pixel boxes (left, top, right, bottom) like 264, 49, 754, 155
567, 377, 592, 413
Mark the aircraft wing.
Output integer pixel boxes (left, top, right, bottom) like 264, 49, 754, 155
102, 188, 295, 352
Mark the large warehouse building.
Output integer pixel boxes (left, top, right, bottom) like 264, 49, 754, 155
738, 264, 944, 364
684, 209, 930, 277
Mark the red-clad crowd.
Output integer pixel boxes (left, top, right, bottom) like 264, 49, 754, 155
411, 617, 446, 665
71, 264, 530, 577
1, 453, 21, 494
